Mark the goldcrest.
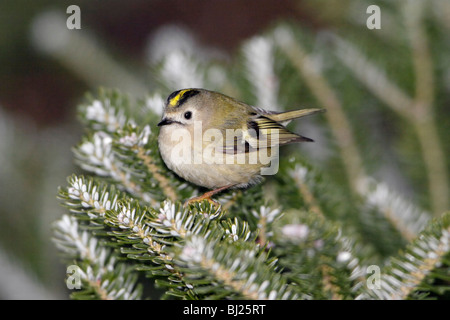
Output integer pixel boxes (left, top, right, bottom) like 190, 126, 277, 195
157, 88, 323, 205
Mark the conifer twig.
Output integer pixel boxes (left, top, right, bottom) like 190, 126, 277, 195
332, 3, 449, 216
403, 1, 449, 216
274, 27, 365, 195
320, 264, 343, 300
243, 36, 280, 110
290, 165, 324, 218
332, 36, 414, 120
358, 177, 430, 242
178, 235, 297, 300
53, 214, 141, 300
135, 145, 178, 202
357, 212, 450, 300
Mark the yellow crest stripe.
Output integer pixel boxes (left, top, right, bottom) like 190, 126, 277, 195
169, 89, 190, 107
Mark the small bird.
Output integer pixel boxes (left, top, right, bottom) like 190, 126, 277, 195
157, 88, 323, 206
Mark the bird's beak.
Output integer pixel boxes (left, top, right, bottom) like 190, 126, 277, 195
157, 118, 173, 127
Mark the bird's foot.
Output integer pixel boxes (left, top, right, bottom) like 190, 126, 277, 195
183, 195, 221, 209
183, 185, 234, 210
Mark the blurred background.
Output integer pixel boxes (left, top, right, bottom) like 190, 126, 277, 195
0, 0, 448, 299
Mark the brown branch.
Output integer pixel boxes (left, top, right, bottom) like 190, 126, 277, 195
136, 146, 178, 202
276, 30, 365, 194
404, 1, 449, 216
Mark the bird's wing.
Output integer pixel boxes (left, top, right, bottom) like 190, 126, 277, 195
257, 108, 324, 125
251, 116, 313, 146
219, 115, 313, 155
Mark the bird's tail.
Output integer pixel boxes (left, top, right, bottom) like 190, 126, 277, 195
267, 108, 325, 124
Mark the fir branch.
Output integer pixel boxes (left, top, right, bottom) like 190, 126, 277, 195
74, 132, 153, 202
59, 175, 164, 259
176, 235, 298, 300
332, 35, 413, 120
251, 206, 283, 246
160, 51, 205, 88
274, 26, 365, 195
144, 92, 165, 116
218, 184, 266, 221
345, 0, 402, 43
105, 201, 209, 299
104, 199, 268, 299
320, 264, 344, 300
53, 215, 141, 300
403, 1, 434, 110
277, 157, 361, 233
273, 209, 362, 299
59, 175, 120, 219
105, 198, 255, 297
220, 190, 243, 212
358, 177, 430, 242
76, 92, 164, 203
59, 176, 289, 300
357, 212, 450, 300
82, 92, 134, 133
223, 217, 252, 243
332, 31, 449, 216
60, 176, 218, 298
146, 200, 221, 240
402, 0, 449, 216
290, 164, 325, 218
243, 36, 280, 110
106, 202, 167, 258
73, 132, 114, 177
431, 0, 450, 30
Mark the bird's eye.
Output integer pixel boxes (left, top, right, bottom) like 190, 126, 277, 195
184, 111, 192, 119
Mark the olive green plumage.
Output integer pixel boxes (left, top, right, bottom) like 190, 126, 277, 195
157, 88, 323, 192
